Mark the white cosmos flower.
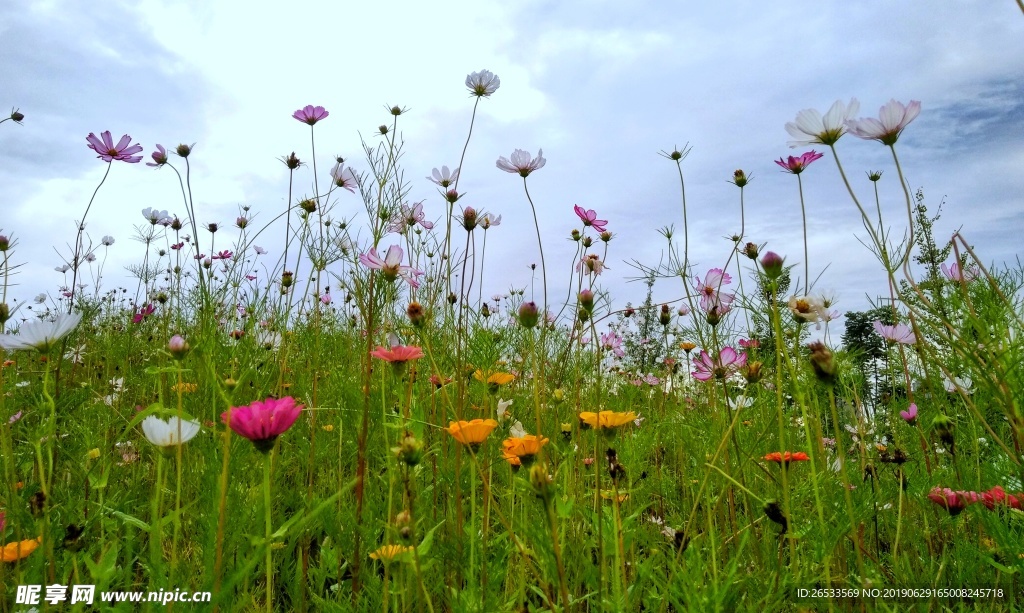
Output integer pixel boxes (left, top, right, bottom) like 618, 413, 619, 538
141, 416, 201, 447
509, 420, 526, 439
428, 165, 460, 187
845, 99, 921, 146
496, 398, 513, 422
496, 149, 546, 177
785, 98, 860, 147
34, 293, 47, 304
0, 312, 82, 352
466, 70, 500, 97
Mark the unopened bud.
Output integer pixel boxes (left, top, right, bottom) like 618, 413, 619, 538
168, 335, 189, 360
518, 301, 539, 328
808, 342, 837, 384
760, 251, 785, 280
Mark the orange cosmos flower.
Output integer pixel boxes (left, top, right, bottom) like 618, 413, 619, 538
503, 435, 549, 465
1, 536, 42, 562
474, 370, 515, 393
446, 419, 498, 447
578, 410, 637, 430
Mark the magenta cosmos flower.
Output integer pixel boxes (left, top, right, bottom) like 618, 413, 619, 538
358, 244, 424, 288
573, 205, 608, 232
927, 487, 977, 516
873, 320, 916, 344
785, 98, 860, 147
692, 347, 747, 381
496, 149, 546, 177
900, 402, 917, 425
86, 131, 144, 163
293, 105, 329, 125
222, 396, 304, 453
846, 99, 921, 146
775, 150, 824, 174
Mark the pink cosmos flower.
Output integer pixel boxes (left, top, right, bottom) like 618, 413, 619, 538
496, 149, 546, 177
846, 99, 921, 146
390, 201, 434, 233
774, 150, 824, 175
600, 331, 625, 358
147, 144, 168, 167
900, 403, 918, 425
293, 105, 329, 125
576, 254, 607, 275
692, 347, 747, 381
221, 396, 304, 453
873, 320, 916, 344
428, 166, 460, 187
573, 205, 608, 232
940, 261, 978, 282
738, 338, 760, 350
358, 245, 424, 288
370, 345, 425, 363
212, 250, 233, 261
87, 131, 144, 163
320, 294, 331, 305
694, 269, 734, 313
330, 162, 358, 192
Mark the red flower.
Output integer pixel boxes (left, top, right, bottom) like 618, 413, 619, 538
927, 487, 977, 516
764, 451, 810, 466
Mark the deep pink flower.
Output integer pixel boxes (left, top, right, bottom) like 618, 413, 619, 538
738, 338, 760, 350
86, 131, 143, 163
692, 347, 747, 381
980, 486, 1024, 511
496, 149, 546, 177
573, 205, 608, 232
775, 150, 824, 175
900, 403, 918, 425
147, 144, 168, 167
132, 303, 155, 324
293, 105, 329, 125
221, 396, 304, 453
873, 320, 916, 344
358, 244, 424, 288
212, 250, 233, 261
370, 345, 425, 363
927, 487, 975, 516
846, 99, 921, 146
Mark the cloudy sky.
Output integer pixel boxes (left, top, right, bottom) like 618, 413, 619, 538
1, 1, 1022, 333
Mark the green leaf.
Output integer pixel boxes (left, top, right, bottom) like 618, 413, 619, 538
111, 510, 151, 533
416, 520, 445, 557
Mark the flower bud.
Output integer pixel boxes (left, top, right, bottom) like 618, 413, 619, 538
407, 302, 424, 327
518, 301, 539, 328
742, 242, 759, 260
807, 342, 837, 384
378, 125, 389, 135
281, 271, 294, 288
10, 109, 24, 123
582, 236, 593, 248
529, 463, 555, 502
168, 335, 189, 360
0, 235, 9, 251
578, 290, 594, 311
731, 169, 749, 187
395, 432, 423, 466
175, 143, 193, 158
760, 251, 785, 280
659, 304, 671, 326
570, 229, 581, 241
931, 414, 955, 451
461, 206, 478, 231
236, 216, 249, 229
743, 361, 763, 384
299, 199, 316, 213
481, 303, 491, 318
600, 231, 613, 243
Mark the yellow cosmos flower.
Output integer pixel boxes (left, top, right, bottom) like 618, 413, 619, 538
171, 382, 198, 394
474, 370, 515, 394
578, 410, 637, 430
1, 537, 42, 562
446, 419, 498, 447
600, 490, 629, 503
369, 544, 414, 563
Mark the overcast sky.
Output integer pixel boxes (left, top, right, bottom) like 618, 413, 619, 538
1, 1, 1022, 334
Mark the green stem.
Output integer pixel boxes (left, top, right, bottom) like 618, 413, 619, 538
264, 450, 274, 613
